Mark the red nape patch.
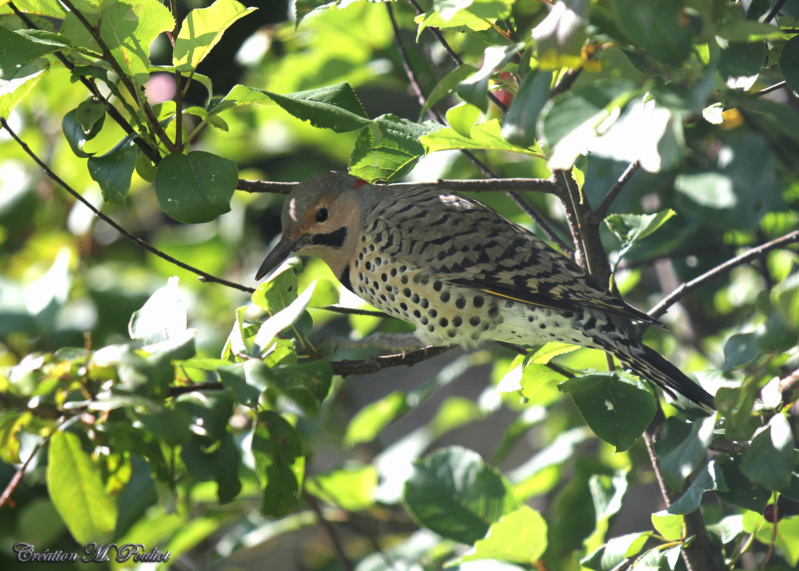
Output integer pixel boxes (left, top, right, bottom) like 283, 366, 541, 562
353, 179, 368, 189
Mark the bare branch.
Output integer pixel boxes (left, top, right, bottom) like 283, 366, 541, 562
304, 492, 355, 571
237, 178, 297, 194
330, 346, 452, 376
0, 118, 253, 294
549, 67, 583, 98
649, 230, 799, 319
592, 160, 641, 221
387, 2, 426, 108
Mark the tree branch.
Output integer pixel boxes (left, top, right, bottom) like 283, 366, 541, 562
644, 410, 723, 571
304, 492, 355, 571
649, 230, 799, 319
7, 1, 161, 163
0, 117, 252, 294
330, 345, 452, 377
591, 160, 641, 222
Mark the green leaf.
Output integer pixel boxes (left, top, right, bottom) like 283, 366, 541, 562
349, 114, 439, 182
421, 64, 478, 117
533, 0, 589, 69
75, 97, 105, 132
306, 463, 377, 511
741, 414, 795, 491
211, 82, 371, 133
771, 271, 799, 330
432, 0, 513, 21
252, 410, 305, 517
722, 332, 759, 370
559, 371, 656, 452
154, 151, 237, 223
0, 25, 57, 78
173, 0, 257, 72
47, 431, 117, 544
716, 455, 770, 512
0, 59, 48, 117
60, 0, 174, 87
667, 459, 727, 514
581, 531, 651, 570
744, 512, 799, 567
175, 389, 235, 441
62, 107, 102, 158
502, 70, 552, 147
128, 276, 192, 350
181, 432, 242, 503
449, 505, 547, 566
23, 248, 72, 331
781, 36, 799, 95
136, 407, 192, 447
345, 391, 410, 447
605, 210, 676, 245
613, 0, 696, 66
716, 20, 782, 42
403, 446, 518, 544
87, 131, 138, 205
656, 415, 716, 491
446, 101, 482, 138
252, 280, 317, 355
707, 514, 745, 544
457, 44, 522, 111
271, 359, 333, 414
422, 118, 542, 157
605, 209, 676, 264
674, 134, 782, 230
253, 265, 299, 313
651, 511, 683, 541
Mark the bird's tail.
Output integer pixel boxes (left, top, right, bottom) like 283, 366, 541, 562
615, 343, 716, 410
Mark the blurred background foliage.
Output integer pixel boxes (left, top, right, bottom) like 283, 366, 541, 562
1, 0, 799, 569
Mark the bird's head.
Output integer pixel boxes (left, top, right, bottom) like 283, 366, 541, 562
256, 171, 378, 280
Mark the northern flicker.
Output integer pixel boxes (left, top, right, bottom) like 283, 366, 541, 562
256, 171, 715, 409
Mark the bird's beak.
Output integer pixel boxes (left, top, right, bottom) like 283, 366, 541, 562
255, 234, 307, 280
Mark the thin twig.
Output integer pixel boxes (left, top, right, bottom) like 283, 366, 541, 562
7, 1, 161, 163
167, 346, 454, 396
0, 423, 64, 509
58, 0, 178, 153
304, 492, 355, 571
387, 2, 426, 108
753, 81, 786, 97
558, 170, 591, 270
649, 230, 799, 319
0, 117, 252, 293
405, 0, 509, 112
236, 179, 297, 194
592, 161, 641, 221
764, 0, 787, 23
330, 345, 452, 376
550, 67, 583, 98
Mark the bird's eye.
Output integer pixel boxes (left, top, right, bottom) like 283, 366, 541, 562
315, 208, 329, 222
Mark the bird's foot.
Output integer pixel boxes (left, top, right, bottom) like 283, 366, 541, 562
327, 332, 422, 352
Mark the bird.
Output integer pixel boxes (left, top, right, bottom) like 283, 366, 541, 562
256, 171, 715, 409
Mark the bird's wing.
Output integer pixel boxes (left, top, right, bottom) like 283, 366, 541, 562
381, 186, 664, 328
